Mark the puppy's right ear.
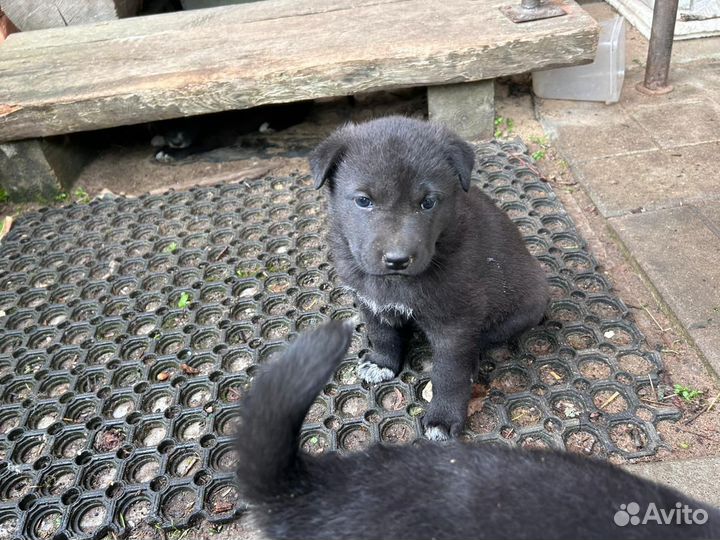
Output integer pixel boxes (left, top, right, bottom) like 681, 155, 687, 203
309, 128, 348, 190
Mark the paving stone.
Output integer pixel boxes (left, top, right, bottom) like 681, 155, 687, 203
609, 206, 720, 334
619, 64, 710, 109
629, 98, 720, 150
574, 142, 720, 216
696, 201, 720, 233
625, 456, 720, 508
689, 327, 720, 379
538, 100, 658, 162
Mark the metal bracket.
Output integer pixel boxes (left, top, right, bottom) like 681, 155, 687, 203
500, 0, 566, 23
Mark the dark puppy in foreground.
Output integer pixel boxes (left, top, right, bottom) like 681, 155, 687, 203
236, 322, 720, 540
310, 116, 550, 440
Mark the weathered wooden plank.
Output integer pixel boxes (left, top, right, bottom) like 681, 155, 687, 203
180, 0, 268, 9
3, 0, 409, 51
0, 0, 141, 31
0, 0, 598, 142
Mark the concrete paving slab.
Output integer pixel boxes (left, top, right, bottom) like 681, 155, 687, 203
609, 206, 720, 376
620, 65, 712, 109
690, 327, 720, 379
538, 100, 658, 161
609, 206, 720, 327
697, 204, 720, 233
629, 98, 720, 150
625, 457, 720, 507
571, 142, 720, 216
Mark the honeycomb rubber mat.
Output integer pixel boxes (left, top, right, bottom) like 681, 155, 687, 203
0, 140, 680, 540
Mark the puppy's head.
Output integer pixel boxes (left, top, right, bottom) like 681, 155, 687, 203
310, 116, 474, 277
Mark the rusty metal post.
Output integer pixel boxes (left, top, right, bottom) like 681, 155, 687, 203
636, 0, 680, 95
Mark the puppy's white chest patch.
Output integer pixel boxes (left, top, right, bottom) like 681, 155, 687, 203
342, 287, 414, 319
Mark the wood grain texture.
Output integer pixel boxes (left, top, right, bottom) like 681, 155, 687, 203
0, 0, 599, 142
0, 0, 141, 31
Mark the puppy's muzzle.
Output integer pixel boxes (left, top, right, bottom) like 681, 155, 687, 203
382, 252, 413, 271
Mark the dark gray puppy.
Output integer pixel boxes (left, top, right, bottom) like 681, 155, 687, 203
236, 322, 720, 540
310, 116, 550, 439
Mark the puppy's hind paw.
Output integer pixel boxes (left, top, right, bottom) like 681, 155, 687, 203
424, 425, 450, 442
358, 360, 395, 384
422, 400, 466, 441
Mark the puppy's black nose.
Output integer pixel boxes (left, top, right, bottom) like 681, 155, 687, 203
383, 253, 411, 270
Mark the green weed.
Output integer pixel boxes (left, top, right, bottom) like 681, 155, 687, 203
494, 116, 515, 139
177, 292, 191, 309
674, 384, 703, 402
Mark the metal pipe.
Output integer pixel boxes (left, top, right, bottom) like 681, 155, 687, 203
638, 0, 680, 94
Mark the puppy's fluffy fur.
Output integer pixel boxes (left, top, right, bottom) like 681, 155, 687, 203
236, 322, 720, 540
310, 116, 549, 439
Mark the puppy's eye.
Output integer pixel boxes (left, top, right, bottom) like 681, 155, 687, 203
355, 196, 373, 209
420, 197, 437, 210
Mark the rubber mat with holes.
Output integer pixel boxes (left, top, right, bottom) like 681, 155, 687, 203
0, 140, 680, 540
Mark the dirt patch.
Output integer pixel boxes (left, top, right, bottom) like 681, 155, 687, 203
338, 394, 367, 418
578, 358, 613, 380
538, 364, 568, 385
593, 390, 629, 414
163, 489, 196, 520
565, 430, 604, 457
0, 514, 19, 540
86, 464, 117, 490
378, 387, 407, 411
509, 404, 542, 427
381, 421, 414, 445
553, 398, 583, 419
301, 433, 329, 455
520, 436, 551, 450
94, 427, 126, 453
340, 426, 372, 452
490, 370, 529, 394
467, 405, 498, 434
610, 423, 648, 453
207, 485, 238, 515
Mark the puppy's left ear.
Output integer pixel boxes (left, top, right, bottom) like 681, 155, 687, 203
309, 127, 349, 190
445, 137, 476, 192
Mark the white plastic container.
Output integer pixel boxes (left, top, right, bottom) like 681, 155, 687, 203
532, 16, 626, 104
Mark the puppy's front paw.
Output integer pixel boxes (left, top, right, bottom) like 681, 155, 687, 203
357, 353, 397, 384
155, 150, 174, 163
422, 400, 466, 441
424, 425, 451, 442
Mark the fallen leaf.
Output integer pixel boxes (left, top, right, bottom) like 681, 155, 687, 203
471, 383, 488, 399
467, 397, 486, 417
387, 388, 404, 411
180, 363, 200, 376
0, 215, 13, 241
212, 501, 234, 514
157, 371, 170, 381
421, 381, 433, 402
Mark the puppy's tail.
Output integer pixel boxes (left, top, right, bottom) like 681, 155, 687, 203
236, 321, 353, 503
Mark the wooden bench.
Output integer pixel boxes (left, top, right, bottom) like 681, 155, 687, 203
0, 0, 598, 199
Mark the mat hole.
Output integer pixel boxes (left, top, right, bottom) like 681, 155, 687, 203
61, 488, 80, 506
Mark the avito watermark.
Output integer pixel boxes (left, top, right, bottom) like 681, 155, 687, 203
614, 502, 709, 527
